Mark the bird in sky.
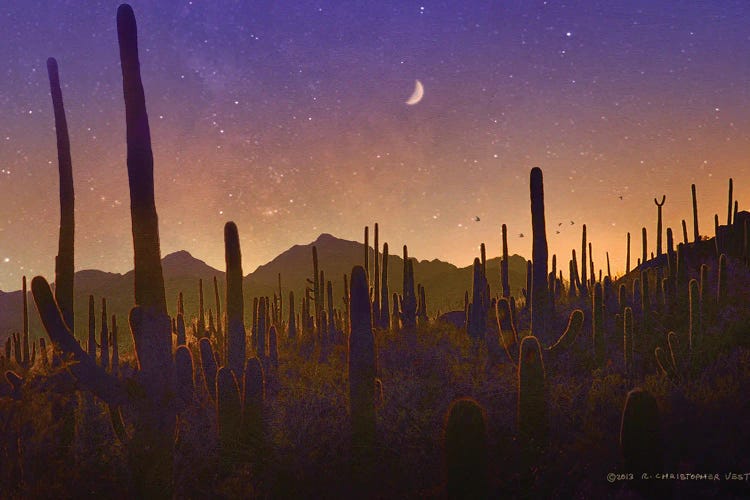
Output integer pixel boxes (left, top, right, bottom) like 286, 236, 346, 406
474, 216, 481, 222
519, 233, 524, 238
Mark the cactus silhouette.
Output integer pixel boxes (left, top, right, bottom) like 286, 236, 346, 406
620, 388, 663, 476
349, 265, 377, 478
530, 167, 550, 339
225, 221, 246, 376
47, 57, 75, 332
443, 398, 488, 499
380, 242, 390, 329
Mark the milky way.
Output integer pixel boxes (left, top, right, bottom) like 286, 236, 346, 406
1, 1, 749, 290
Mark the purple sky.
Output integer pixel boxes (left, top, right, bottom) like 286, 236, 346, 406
1, 1, 749, 290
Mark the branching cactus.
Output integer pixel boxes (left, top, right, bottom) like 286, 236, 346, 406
518, 336, 548, 451
443, 398, 488, 499
654, 195, 665, 256
349, 265, 377, 476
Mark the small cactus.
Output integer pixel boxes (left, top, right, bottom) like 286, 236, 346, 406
620, 388, 663, 475
444, 398, 488, 499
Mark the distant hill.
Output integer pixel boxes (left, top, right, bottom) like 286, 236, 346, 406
0, 234, 528, 348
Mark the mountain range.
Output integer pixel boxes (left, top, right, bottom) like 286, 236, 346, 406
0, 233, 527, 346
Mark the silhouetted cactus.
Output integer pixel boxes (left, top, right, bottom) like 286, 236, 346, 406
21, 276, 29, 369
691, 183, 700, 241
626, 232, 631, 274
620, 388, 663, 478
110, 315, 118, 374
501, 223, 511, 298
5, 370, 23, 400
380, 242, 390, 329
641, 227, 647, 266
87, 295, 96, 359
444, 398, 488, 499
349, 265, 377, 475
654, 195, 665, 256
224, 221, 246, 376
530, 167, 550, 339
546, 309, 584, 356
373, 223, 380, 324
518, 336, 547, 450
47, 57, 75, 332
580, 224, 588, 295
400, 246, 417, 329
467, 258, 487, 340
100, 297, 109, 370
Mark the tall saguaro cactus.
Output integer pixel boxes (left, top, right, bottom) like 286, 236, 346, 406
692, 183, 700, 242
118, 5, 167, 313
225, 222, 246, 376
379, 242, 390, 329
529, 167, 549, 340
348, 265, 377, 477
47, 57, 75, 331
501, 223, 511, 298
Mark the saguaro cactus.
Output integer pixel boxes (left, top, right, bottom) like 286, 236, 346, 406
400, 246, 417, 329
241, 357, 265, 457
100, 297, 109, 370
654, 195, 665, 257
47, 57, 75, 331
444, 398, 488, 499
692, 183, 699, 241
348, 265, 377, 475
501, 223, 511, 298
379, 242, 390, 329
620, 387, 664, 493
530, 167, 550, 340
225, 222, 246, 376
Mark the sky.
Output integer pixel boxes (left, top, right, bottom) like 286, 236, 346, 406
1, 0, 750, 291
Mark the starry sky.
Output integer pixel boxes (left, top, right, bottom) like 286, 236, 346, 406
1, 0, 750, 291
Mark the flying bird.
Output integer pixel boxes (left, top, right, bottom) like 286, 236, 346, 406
558, 222, 563, 226
570, 221, 575, 225
519, 233, 524, 238
474, 216, 481, 222
556, 230, 560, 234
618, 195, 623, 200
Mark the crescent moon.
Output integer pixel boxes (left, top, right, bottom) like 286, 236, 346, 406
405, 80, 424, 106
